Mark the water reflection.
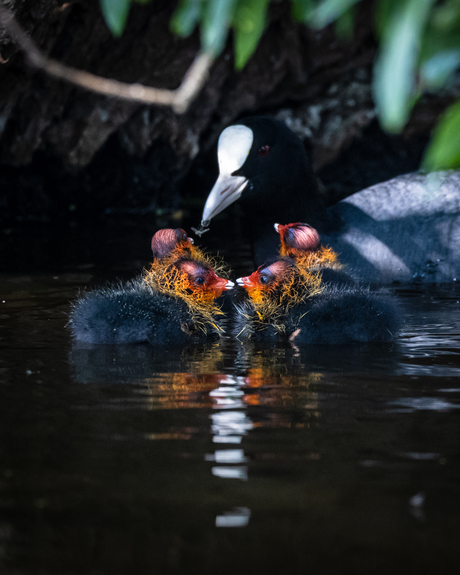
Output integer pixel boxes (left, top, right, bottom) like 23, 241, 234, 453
69, 341, 226, 386
408, 491, 426, 522
210, 410, 253, 444
208, 376, 251, 484
215, 507, 251, 527
388, 397, 460, 412
3, 277, 460, 573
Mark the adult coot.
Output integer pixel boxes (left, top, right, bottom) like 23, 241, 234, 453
196, 117, 460, 283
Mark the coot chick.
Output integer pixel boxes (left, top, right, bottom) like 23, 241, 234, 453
234, 258, 401, 344
69, 229, 234, 345
275, 221, 355, 286
151, 227, 194, 259
196, 116, 460, 283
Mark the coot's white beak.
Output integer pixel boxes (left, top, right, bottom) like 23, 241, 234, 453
200, 124, 253, 227
202, 174, 248, 222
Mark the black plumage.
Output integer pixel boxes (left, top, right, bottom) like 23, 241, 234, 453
198, 116, 460, 283
234, 258, 401, 344
234, 285, 400, 344
69, 280, 220, 345
68, 228, 233, 345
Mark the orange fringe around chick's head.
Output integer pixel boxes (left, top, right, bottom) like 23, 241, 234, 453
275, 222, 342, 271
143, 236, 232, 332
237, 257, 323, 326
151, 228, 196, 261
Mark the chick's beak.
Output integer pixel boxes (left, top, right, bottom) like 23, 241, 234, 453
274, 222, 288, 238
213, 276, 235, 291
236, 276, 253, 289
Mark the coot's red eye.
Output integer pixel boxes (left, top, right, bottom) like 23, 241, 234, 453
257, 145, 269, 157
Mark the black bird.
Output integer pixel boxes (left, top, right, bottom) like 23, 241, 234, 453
69, 228, 234, 345
196, 116, 460, 283
234, 257, 401, 344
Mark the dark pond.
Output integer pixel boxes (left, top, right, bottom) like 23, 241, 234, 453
1, 254, 460, 574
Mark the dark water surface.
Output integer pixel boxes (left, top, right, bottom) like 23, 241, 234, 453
1, 273, 460, 575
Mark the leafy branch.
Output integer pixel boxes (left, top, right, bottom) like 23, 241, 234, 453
100, 0, 460, 171
2, 0, 459, 168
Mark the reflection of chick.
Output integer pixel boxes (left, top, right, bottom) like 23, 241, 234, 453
69, 228, 233, 345
275, 222, 355, 286
235, 258, 401, 344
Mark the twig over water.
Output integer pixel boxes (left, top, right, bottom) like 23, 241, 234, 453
0, 4, 213, 114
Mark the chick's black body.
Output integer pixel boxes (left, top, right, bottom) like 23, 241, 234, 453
285, 286, 400, 344
316, 267, 357, 287
234, 256, 401, 345
70, 279, 220, 345
234, 285, 401, 345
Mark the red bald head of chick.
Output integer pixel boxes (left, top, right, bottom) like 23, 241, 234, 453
275, 223, 320, 258
275, 222, 340, 270
236, 257, 322, 314
151, 228, 194, 260
175, 259, 234, 304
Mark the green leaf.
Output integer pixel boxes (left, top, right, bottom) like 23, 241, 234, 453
373, 0, 435, 133
309, 0, 359, 29
419, 26, 460, 89
171, 0, 202, 38
100, 0, 131, 37
420, 49, 460, 89
422, 100, 460, 171
431, 0, 460, 31
201, 0, 238, 56
334, 5, 356, 39
290, 0, 313, 22
233, 0, 270, 69
420, 26, 460, 61
375, 0, 399, 38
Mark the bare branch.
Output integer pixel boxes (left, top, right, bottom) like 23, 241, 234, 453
0, 4, 213, 114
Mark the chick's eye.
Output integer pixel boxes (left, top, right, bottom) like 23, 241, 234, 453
259, 274, 269, 285
257, 145, 269, 157
194, 276, 205, 286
